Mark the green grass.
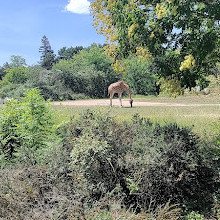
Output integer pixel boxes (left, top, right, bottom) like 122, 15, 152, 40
133, 93, 220, 104
1, 95, 219, 138
52, 95, 220, 138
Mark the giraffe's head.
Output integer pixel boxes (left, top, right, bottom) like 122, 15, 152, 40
129, 99, 133, 108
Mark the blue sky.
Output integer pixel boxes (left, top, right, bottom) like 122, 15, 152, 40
0, 0, 106, 66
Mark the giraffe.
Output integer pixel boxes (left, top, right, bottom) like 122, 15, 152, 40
108, 81, 133, 107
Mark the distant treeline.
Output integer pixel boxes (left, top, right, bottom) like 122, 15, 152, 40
0, 42, 158, 101
0, 34, 219, 100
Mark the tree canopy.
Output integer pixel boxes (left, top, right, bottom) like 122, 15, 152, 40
57, 46, 84, 60
9, 55, 27, 68
91, 0, 220, 88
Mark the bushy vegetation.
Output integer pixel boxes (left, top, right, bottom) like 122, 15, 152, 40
63, 110, 218, 213
1, 101, 218, 219
0, 0, 218, 217
0, 89, 54, 164
0, 66, 29, 98
0, 45, 122, 101
123, 56, 157, 95
52, 46, 119, 98
0, 40, 219, 101
91, 0, 219, 89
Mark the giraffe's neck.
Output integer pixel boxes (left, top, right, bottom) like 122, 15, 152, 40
123, 83, 132, 99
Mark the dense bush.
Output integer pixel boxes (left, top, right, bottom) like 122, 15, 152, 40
0, 109, 218, 218
52, 45, 119, 98
0, 89, 55, 163
66, 110, 133, 202
26, 67, 89, 101
0, 164, 181, 219
2, 66, 29, 84
129, 117, 216, 212
61, 110, 217, 215
0, 66, 29, 98
0, 164, 81, 219
123, 56, 157, 95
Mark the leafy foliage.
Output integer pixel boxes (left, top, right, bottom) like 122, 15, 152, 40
159, 75, 184, 97
57, 46, 83, 60
62, 110, 217, 213
0, 66, 30, 98
0, 89, 54, 163
26, 67, 87, 101
123, 56, 157, 95
1, 66, 29, 84
52, 45, 119, 98
9, 55, 27, 68
91, 0, 220, 88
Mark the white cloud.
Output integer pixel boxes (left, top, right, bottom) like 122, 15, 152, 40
65, 0, 90, 14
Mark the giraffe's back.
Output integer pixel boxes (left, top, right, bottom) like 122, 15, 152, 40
108, 81, 125, 94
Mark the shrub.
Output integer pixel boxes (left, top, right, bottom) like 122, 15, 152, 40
0, 110, 218, 218
0, 66, 30, 98
184, 211, 205, 220
207, 75, 220, 94
0, 88, 55, 164
62, 110, 216, 214
2, 66, 29, 84
129, 116, 216, 212
0, 164, 84, 219
158, 75, 184, 97
0, 165, 180, 219
70, 134, 115, 196
26, 67, 86, 101
0, 99, 21, 159
52, 46, 119, 98
62, 110, 133, 203
123, 56, 157, 95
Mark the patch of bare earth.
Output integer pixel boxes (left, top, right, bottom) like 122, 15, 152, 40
52, 99, 220, 107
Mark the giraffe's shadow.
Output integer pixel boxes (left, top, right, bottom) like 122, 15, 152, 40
121, 106, 136, 109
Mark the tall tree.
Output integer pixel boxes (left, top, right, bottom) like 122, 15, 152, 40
91, 0, 220, 88
57, 46, 83, 60
39, 35, 56, 70
9, 55, 27, 68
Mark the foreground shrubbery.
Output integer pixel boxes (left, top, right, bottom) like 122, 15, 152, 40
0, 106, 219, 219
62, 111, 218, 213
0, 89, 54, 164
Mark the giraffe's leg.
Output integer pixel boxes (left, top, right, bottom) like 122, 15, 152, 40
110, 93, 114, 107
119, 93, 122, 107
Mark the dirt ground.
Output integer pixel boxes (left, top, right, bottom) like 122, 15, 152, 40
52, 99, 220, 107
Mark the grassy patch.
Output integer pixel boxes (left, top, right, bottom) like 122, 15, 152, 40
135, 94, 220, 104
52, 96, 220, 138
